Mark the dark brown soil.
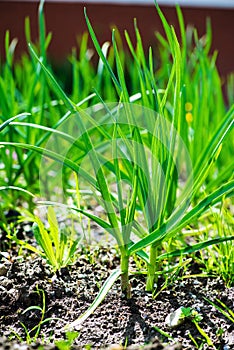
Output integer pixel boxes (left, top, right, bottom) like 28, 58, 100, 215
0, 243, 233, 350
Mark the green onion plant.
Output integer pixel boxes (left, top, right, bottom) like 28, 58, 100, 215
0, 0, 233, 327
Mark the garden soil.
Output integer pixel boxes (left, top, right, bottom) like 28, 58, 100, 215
0, 245, 233, 350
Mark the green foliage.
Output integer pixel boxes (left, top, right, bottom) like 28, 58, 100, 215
181, 307, 215, 348
0, 0, 233, 329
181, 307, 203, 323
204, 297, 234, 323
32, 207, 81, 271
5, 206, 81, 271
0, 2, 64, 205
194, 204, 234, 287
10, 287, 63, 344
55, 331, 80, 350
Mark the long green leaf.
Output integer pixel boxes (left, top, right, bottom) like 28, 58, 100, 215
0, 141, 97, 189
128, 180, 234, 255
33, 220, 58, 269
157, 235, 234, 261
38, 200, 112, 232
64, 268, 121, 329
28, 43, 75, 112
0, 113, 30, 132
84, 8, 121, 94
29, 43, 121, 242
0, 186, 36, 198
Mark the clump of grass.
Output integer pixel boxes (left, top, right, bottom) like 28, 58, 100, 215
194, 203, 234, 287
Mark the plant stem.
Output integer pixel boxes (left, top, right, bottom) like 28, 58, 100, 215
146, 243, 158, 291
120, 248, 131, 298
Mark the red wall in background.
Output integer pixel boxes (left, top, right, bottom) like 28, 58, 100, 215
0, 1, 233, 77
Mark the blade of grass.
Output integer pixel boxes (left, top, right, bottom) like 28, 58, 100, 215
84, 8, 121, 94
204, 297, 234, 323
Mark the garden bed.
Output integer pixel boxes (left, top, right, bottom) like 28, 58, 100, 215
0, 1, 233, 349
0, 243, 233, 349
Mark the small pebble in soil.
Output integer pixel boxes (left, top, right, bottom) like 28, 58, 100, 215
165, 307, 186, 328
